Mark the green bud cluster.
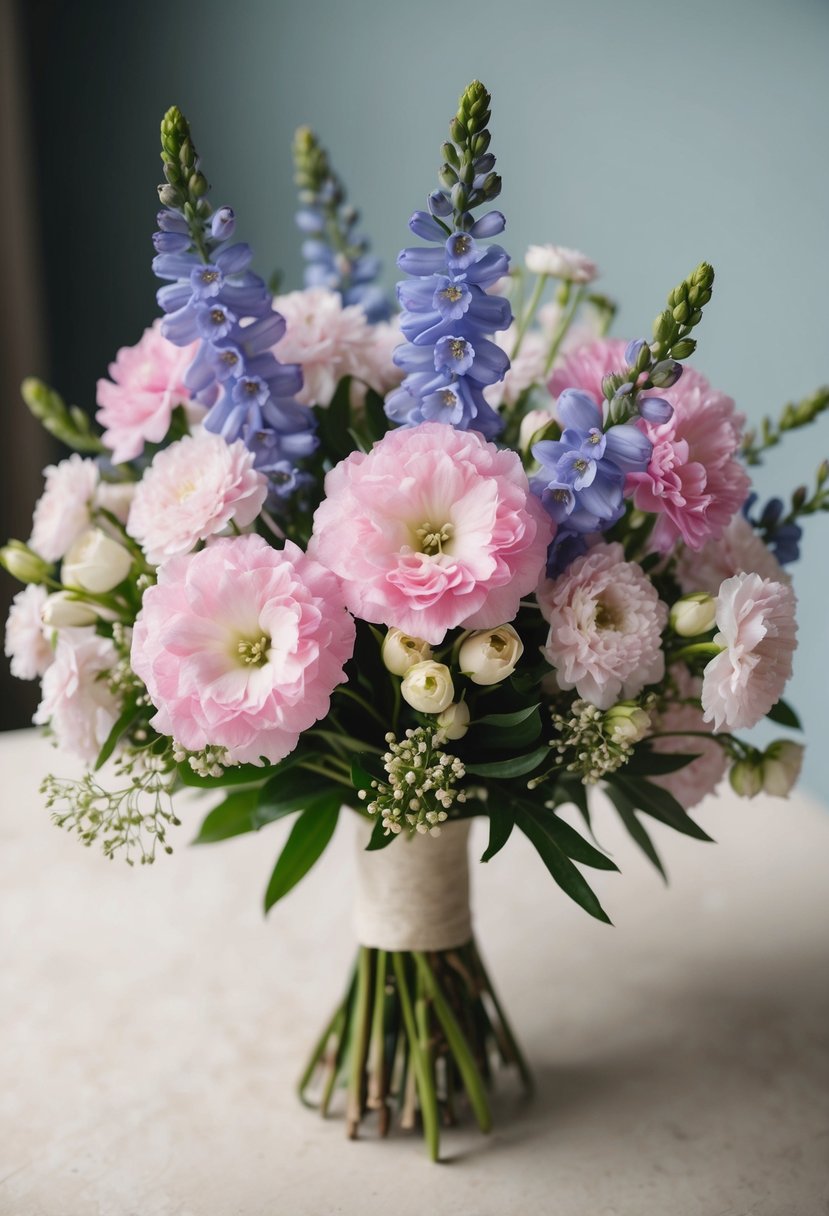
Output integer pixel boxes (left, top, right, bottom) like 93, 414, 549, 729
782, 455, 829, 526
158, 105, 211, 259
21, 377, 103, 454
651, 262, 715, 362
439, 80, 502, 230
292, 126, 363, 263
741, 386, 829, 467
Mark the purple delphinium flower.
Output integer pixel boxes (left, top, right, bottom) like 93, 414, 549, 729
743, 493, 802, 565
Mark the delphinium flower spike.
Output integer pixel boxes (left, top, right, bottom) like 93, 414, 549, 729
293, 127, 390, 323
152, 106, 317, 497
385, 81, 512, 438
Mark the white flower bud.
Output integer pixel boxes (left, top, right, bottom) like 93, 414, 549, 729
381, 627, 433, 676
41, 592, 98, 628
400, 661, 455, 714
0, 541, 52, 585
61, 528, 133, 593
459, 625, 523, 686
524, 244, 598, 283
761, 740, 804, 798
729, 758, 763, 799
604, 702, 651, 745
519, 409, 555, 454
437, 701, 470, 741
670, 593, 717, 637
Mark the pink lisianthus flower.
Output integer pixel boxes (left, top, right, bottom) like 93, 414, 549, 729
126, 431, 268, 566
308, 422, 553, 645
4, 584, 53, 680
96, 321, 200, 465
701, 572, 797, 731
537, 541, 667, 710
272, 287, 373, 406
675, 513, 788, 596
550, 340, 750, 552
131, 535, 355, 766
34, 630, 120, 763
649, 667, 727, 810
29, 454, 99, 561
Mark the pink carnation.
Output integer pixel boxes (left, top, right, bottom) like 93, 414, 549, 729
131, 535, 356, 765
29, 454, 99, 561
550, 339, 750, 552
96, 321, 199, 465
127, 431, 268, 565
273, 287, 373, 406
649, 667, 727, 810
675, 514, 787, 596
4, 584, 53, 681
308, 422, 553, 645
701, 572, 797, 731
348, 319, 405, 398
34, 630, 120, 763
537, 542, 667, 709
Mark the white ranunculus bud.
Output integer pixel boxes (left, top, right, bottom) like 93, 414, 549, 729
604, 702, 651, 745
524, 244, 598, 283
437, 700, 470, 741
61, 528, 133, 593
0, 541, 52, 585
670, 593, 718, 637
381, 627, 433, 676
729, 758, 763, 799
761, 740, 805, 797
459, 625, 524, 686
400, 660, 455, 714
41, 591, 98, 628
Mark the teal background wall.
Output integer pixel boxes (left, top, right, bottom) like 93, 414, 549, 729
14, 0, 829, 796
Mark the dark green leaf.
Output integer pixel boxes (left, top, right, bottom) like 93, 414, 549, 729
605, 786, 667, 881
476, 705, 542, 750
255, 764, 343, 828
610, 775, 713, 842
365, 816, 397, 851
313, 377, 356, 462
177, 761, 272, 789
540, 812, 618, 871
94, 702, 139, 771
480, 804, 514, 862
362, 389, 392, 443
475, 704, 541, 729
351, 752, 385, 792
625, 746, 701, 776
263, 798, 341, 912
513, 803, 612, 923
192, 788, 261, 844
465, 744, 550, 779
766, 698, 802, 730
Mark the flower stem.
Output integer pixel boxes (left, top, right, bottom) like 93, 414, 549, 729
543, 284, 586, 376
511, 273, 548, 360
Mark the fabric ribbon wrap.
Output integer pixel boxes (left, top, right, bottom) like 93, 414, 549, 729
352, 817, 472, 952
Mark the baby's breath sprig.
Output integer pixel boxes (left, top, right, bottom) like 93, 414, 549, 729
542, 697, 655, 786
360, 726, 467, 836
172, 741, 235, 780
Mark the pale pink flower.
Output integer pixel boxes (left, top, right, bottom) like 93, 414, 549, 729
131, 535, 355, 766
309, 422, 552, 645
4, 584, 53, 680
29, 454, 99, 561
649, 667, 727, 810
348, 318, 404, 398
549, 337, 627, 403
485, 302, 602, 409
96, 321, 200, 465
525, 244, 598, 283
34, 630, 120, 763
537, 541, 667, 710
701, 572, 797, 731
127, 431, 268, 566
675, 514, 787, 596
94, 481, 136, 528
273, 287, 373, 406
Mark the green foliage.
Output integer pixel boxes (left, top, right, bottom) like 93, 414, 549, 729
511, 799, 612, 924
607, 774, 713, 842
741, 387, 829, 467
766, 699, 802, 730
21, 378, 104, 454
263, 798, 341, 912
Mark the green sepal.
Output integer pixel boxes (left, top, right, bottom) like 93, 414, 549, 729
263, 798, 341, 912
765, 698, 802, 730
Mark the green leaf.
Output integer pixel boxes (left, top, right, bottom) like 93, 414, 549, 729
513, 802, 612, 924
313, 377, 356, 462
610, 775, 713, 842
605, 786, 667, 881
475, 704, 541, 728
480, 804, 514, 862
94, 702, 139, 771
263, 798, 341, 912
255, 764, 343, 828
624, 746, 700, 776
465, 744, 550, 779
192, 788, 261, 844
766, 698, 802, 730
351, 752, 385, 793
540, 812, 618, 871
362, 389, 391, 443
365, 816, 397, 851
476, 705, 542, 750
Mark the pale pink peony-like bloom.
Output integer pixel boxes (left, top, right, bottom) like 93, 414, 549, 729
675, 513, 787, 596
273, 287, 373, 406
551, 339, 750, 552
34, 630, 120, 763
131, 535, 356, 765
308, 422, 553, 645
537, 541, 668, 710
349, 318, 405, 398
29, 454, 99, 561
525, 244, 598, 283
649, 667, 727, 810
127, 431, 268, 566
96, 321, 200, 465
4, 584, 53, 680
701, 572, 797, 731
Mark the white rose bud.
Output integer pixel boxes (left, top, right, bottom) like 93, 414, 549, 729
761, 740, 805, 798
604, 702, 651, 745
0, 541, 52, 585
381, 627, 433, 676
459, 625, 523, 686
437, 701, 470, 741
670, 593, 717, 637
61, 528, 133, 593
400, 660, 455, 714
41, 591, 99, 628
729, 758, 763, 799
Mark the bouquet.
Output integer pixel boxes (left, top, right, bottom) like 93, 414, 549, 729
3, 81, 828, 1161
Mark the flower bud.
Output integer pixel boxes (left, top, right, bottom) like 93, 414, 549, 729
459, 624, 523, 686
649, 359, 682, 388
381, 628, 432, 677
211, 206, 236, 240
604, 702, 651, 745
0, 541, 52, 585
41, 591, 98, 628
519, 409, 556, 453
729, 758, 763, 799
400, 661, 455, 714
61, 529, 133, 594
670, 593, 717, 637
437, 701, 471, 741
638, 396, 674, 425
760, 740, 804, 797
